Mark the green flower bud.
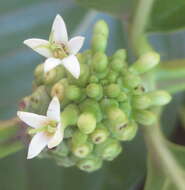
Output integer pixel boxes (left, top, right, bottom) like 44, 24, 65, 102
110, 59, 125, 72
80, 99, 103, 122
122, 73, 141, 88
80, 50, 92, 65
77, 112, 96, 134
64, 126, 75, 138
100, 98, 119, 112
91, 34, 107, 53
89, 75, 99, 83
50, 141, 69, 157
86, 83, 103, 99
72, 130, 88, 145
61, 104, 79, 127
65, 85, 82, 101
77, 155, 102, 172
101, 79, 109, 85
34, 63, 44, 85
119, 101, 131, 116
133, 85, 146, 95
117, 92, 127, 102
134, 110, 157, 125
146, 90, 171, 106
107, 107, 128, 127
130, 51, 160, 74
92, 52, 108, 72
107, 70, 119, 83
95, 68, 109, 79
132, 95, 152, 109
71, 141, 93, 158
90, 123, 109, 144
105, 84, 121, 98
95, 138, 122, 161
113, 49, 127, 61
93, 20, 109, 37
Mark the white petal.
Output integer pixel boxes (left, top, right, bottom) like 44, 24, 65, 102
47, 96, 61, 122
27, 132, 51, 159
61, 55, 80, 78
47, 123, 63, 148
24, 38, 52, 58
17, 111, 48, 128
68, 36, 85, 55
52, 14, 68, 44
44, 58, 62, 73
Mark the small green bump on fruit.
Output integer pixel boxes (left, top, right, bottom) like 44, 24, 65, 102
92, 52, 108, 72
132, 95, 152, 109
86, 83, 103, 99
93, 20, 109, 37
90, 124, 109, 144
105, 84, 121, 98
77, 112, 96, 134
134, 110, 157, 126
146, 90, 172, 106
65, 85, 81, 100
113, 49, 127, 61
95, 138, 122, 161
91, 34, 107, 53
130, 51, 160, 74
77, 155, 102, 172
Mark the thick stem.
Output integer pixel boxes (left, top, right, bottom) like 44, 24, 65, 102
142, 124, 185, 190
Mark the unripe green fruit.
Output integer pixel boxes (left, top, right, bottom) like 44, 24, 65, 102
93, 20, 109, 37
119, 101, 132, 116
123, 73, 141, 88
90, 124, 109, 144
89, 75, 99, 83
117, 92, 127, 102
95, 68, 109, 79
105, 84, 121, 98
134, 110, 157, 125
100, 98, 119, 112
132, 95, 152, 109
61, 104, 79, 127
72, 142, 93, 158
92, 52, 108, 72
77, 112, 96, 134
64, 126, 75, 138
34, 63, 44, 85
86, 83, 103, 99
146, 90, 171, 106
110, 59, 124, 72
72, 130, 88, 145
77, 155, 102, 172
113, 49, 127, 61
95, 138, 122, 161
107, 70, 119, 83
91, 34, 107, 53
130, 51, 160, 74
65, 85, 81, 100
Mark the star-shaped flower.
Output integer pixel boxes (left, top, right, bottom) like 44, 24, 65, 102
24, 14, 85, 78
17, 96, 63, 159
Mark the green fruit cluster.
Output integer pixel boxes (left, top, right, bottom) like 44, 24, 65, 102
19, 20, 171, 172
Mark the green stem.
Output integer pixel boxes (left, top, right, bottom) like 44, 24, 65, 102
142, 124, 185, 190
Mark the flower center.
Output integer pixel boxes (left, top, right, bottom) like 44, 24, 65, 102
50, 43, 69, 59
28, 120, 58, 135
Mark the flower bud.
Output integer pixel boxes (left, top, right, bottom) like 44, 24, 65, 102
65, 85, 82, 101
110, 59, 125, 72
92, 52, 108, 72
132, 95, 152, 109
77, 112, 96, 134
61, 104, 79, 127
90, 123, 109, 144
119, 101, 131, 116
72, 130, 88, 145
86, 83, 103, 99
134, 110, 157, 125
104, 84, 121, 98
95, 138, 122, 161
100, 98, 119, 112
34, 63, 44, 85
117, 92, 127, 102
93, 20, 109, 37
50, 141, 69, 157
130, 52, 160, 74
146, 90, 171, 106
77, 155, 102, 172
64, 126, 75, 138
113, 49, 127, 61
123, 73, 141, 89
89, 75, 99, 83
107, 70, 119, 83
91, 34, 107, 53
95, 68, 109, 79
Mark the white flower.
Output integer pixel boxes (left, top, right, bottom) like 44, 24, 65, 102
24, 14, 85, 79
17, 96, 63, 159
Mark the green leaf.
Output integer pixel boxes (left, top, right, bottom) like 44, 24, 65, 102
144, 142, 185, 190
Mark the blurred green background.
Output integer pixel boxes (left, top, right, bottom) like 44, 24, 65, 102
1, 0, 185, 189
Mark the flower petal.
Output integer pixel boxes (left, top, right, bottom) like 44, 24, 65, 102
27, 132, 51, 159
24, 38, 52, 58
52, 14, 68, 44
61, 55, 80, 78
47, 123, 63, 149
68, 36, 85, 55
47, 96, 61, 122
44, 58, 62, 73
17, 111, 48, 128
